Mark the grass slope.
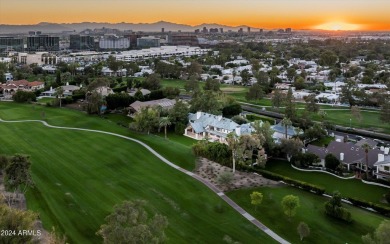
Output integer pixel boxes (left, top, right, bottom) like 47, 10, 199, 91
228, 186, 388, 243
0, 120, 274, 243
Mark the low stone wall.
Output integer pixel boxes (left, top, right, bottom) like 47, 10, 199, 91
290, 164, 355, 179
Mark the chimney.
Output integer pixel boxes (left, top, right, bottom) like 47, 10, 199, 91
50, 86, 52, 91
378, 154, 385, 162
235, 126, 241, 136
66, 82, 69, 86
217, 115, 223, 121
340, 153, 344, 161
196, 111, 202, 120
385, 147, 389, 155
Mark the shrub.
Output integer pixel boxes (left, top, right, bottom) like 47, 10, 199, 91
12, 90, 36, 103
325, 191, 352, 223
325, 153, 340, 170
192, 141, 231, 166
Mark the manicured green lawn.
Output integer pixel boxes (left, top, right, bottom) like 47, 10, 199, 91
0, 105, 275, 243
228, 186, 388, 244
0, 103, 195, 170
36, 97, 55, 104
265, 159, 389, 205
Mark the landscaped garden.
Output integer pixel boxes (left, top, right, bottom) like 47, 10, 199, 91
265, 159, 389, 206
0, 102, 275, 243
228, 186, 388, 244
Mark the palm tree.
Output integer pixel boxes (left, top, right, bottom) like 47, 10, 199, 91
361, 143, 371, 179
226, 133, 239, 174
55, 86, 64, 108
281, 117, 292, 139
159, 117, 171, 139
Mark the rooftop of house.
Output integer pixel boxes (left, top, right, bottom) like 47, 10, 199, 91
307, 141, 383, 167
355, 138, 378, 148
271, 122, 302, 137
130, 98, 176, 113
188, 112, 254, 136
188, 112, 239, 132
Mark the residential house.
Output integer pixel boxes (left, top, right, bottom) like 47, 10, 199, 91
373, 156, 390, 180
128, 98, 176, 116
128, 88, 151, 97
41, 83, 81, 97
184, 111, 254, 144
271, 121, 302, 143
306, 141, 386, 173
101, 67, 127, 77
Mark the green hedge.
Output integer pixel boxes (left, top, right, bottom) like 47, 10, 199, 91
347, 197, 390, 217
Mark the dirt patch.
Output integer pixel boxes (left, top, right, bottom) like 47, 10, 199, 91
194, 158, 281, 192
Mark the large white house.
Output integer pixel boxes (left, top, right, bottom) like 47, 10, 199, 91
184, 112, 254, 144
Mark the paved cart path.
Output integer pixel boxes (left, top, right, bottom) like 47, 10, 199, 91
0, 118, 289, 244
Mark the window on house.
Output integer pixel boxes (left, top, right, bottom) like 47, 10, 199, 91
384, 166, 390, 171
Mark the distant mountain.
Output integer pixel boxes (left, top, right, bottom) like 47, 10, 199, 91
0, 21, 264, 34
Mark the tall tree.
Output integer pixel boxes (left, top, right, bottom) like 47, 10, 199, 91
184, 75, 200, 93
280, 138, 303, 159
97, 200, 168, 244
361, 143, 371, 179
252, 121, 275, 153
143, 73, 161, 90
281, 195, 300, 219
281, 117, 292, 139
271, 89, 285, 111
55, 86, 64, 108
226, 133, 239, 174
250, 191, 263, 211
304, 94, 319, 113
133, 107, 159, 134
204, 78, 221, 92
245, 83, 264, 101
187, 61, 202, 79
240, 70, 251, 86
285, 88, 296, 120
287, 68, 296, 83
190, 91, 221, 114
159, 116, 172, 139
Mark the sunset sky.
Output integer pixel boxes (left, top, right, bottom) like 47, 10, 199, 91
0, 0, 389, 30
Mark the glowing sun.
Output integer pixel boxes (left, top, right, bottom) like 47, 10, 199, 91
315, 22, 360, 31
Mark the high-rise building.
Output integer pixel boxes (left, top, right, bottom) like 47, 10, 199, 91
285, 28, 292, 33
161, 28, 165, 33
247, 27, 251, 33
238, 28, 244, 33
209, 28, 219, 33
99, 35, 130, 50
137, 36, 161, 48
167, 33, 199, 46
194, 29, 200, 33
69, 35, 95, 50
27, 34, 60, 52
259, 29, 264, 34
219, 28, 224, 33
124, 33, 146, 48
0, 37, 24, 52
202, 27, 208, 33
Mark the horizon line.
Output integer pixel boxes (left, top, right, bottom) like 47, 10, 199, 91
1, 21, 390, 32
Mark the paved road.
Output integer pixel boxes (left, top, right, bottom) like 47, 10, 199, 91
0, 118, 289, 244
